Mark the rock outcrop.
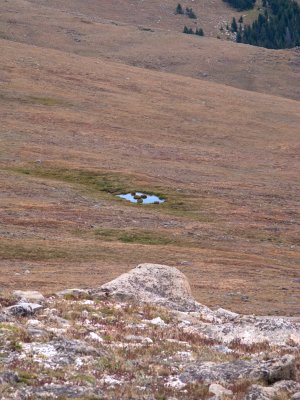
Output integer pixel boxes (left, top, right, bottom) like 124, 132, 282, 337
179, 355, 296, 385
96, 263, 300, 346
0, 264, 299, 400
93, 263, 204, 312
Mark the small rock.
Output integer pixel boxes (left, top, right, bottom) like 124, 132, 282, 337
213, 345, 233, 354
0, 313, 8, 322
289, 333, 300, 345
215, 308, 239, 321
125, 335, 153, 344
13, 290, 45, 304
100, 375, 123, 386
165, 376, 186, 390
89, 332, 103, 342
176, 351, 193, 360
292, 393, 300, 400
148, 317, 167, 326
49, 315, 71, 328
27, 327, 49, 339
6, 302, 43, 316
0, 371, 20, 384
26, 319, 44, 328
209, 383, 233, 398
80, 299, 94, 305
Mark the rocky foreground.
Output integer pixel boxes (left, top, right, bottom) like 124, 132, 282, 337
0, 264, 299, 400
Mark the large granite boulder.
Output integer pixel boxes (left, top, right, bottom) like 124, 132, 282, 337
92, 263, 205, 312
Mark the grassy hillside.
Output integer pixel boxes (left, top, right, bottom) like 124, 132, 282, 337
1, 38, 299, 315
0, 0, 299, 99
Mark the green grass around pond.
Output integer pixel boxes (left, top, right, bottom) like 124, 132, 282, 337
10, 164, 214, 221
94, 228, 177, 246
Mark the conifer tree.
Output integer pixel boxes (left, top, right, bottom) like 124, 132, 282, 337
176, 3, 184, 14
239, 0, 300, 49
231, 17, 238, 32
196, 28, 204, 36
185, 7, 197, 19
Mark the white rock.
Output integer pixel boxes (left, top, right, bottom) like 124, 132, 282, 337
26, 319, 44, 328
75, 357, 83, 368
289, 333, 300, 345
148, 317, 167, 326
143, 337, 153, 344
89, 332, 104, 342
101, 375, 123, 386
13, 290, 45, 304
80, 300, 94, 305
22, 343, 57, 361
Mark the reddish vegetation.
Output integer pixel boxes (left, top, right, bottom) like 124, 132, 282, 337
0, 0, 299, 316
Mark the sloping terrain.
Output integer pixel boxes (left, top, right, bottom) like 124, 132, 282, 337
1, 0, 300, 99
1, 37, 299, 316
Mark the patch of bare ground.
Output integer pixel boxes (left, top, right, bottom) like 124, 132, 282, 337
0, 38, 299, 316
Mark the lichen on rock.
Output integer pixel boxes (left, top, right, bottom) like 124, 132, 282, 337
0, 264, 299, 399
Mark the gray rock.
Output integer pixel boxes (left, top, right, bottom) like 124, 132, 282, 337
215, 308, 239, 321
27, 327, 49, 339
245, 380, 300, 400
49, 315, 71, 328
292, 393, 300, 400
52, 338, 100, 357
0, 312, 8, 322
273, 380, 300, 393
13, 290, 45, 304
6, 302, 43, 316
124, 335, 153, 344
0, 371, 19, 384
93, 263, 205, 312
17, 384, 103, 399
244, 385, 274, 400
92, 265, 300, 347
180, 355, 296, 385
22, 338, 103, 367
213, 345, 233, 354
189, 313, 300, 347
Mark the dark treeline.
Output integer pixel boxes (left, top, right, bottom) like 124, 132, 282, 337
223, 0, 256, 11
183, 26, 204, 36
237, 0, 300, 48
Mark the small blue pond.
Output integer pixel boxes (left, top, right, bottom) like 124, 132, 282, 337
117, 192, 165, 204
